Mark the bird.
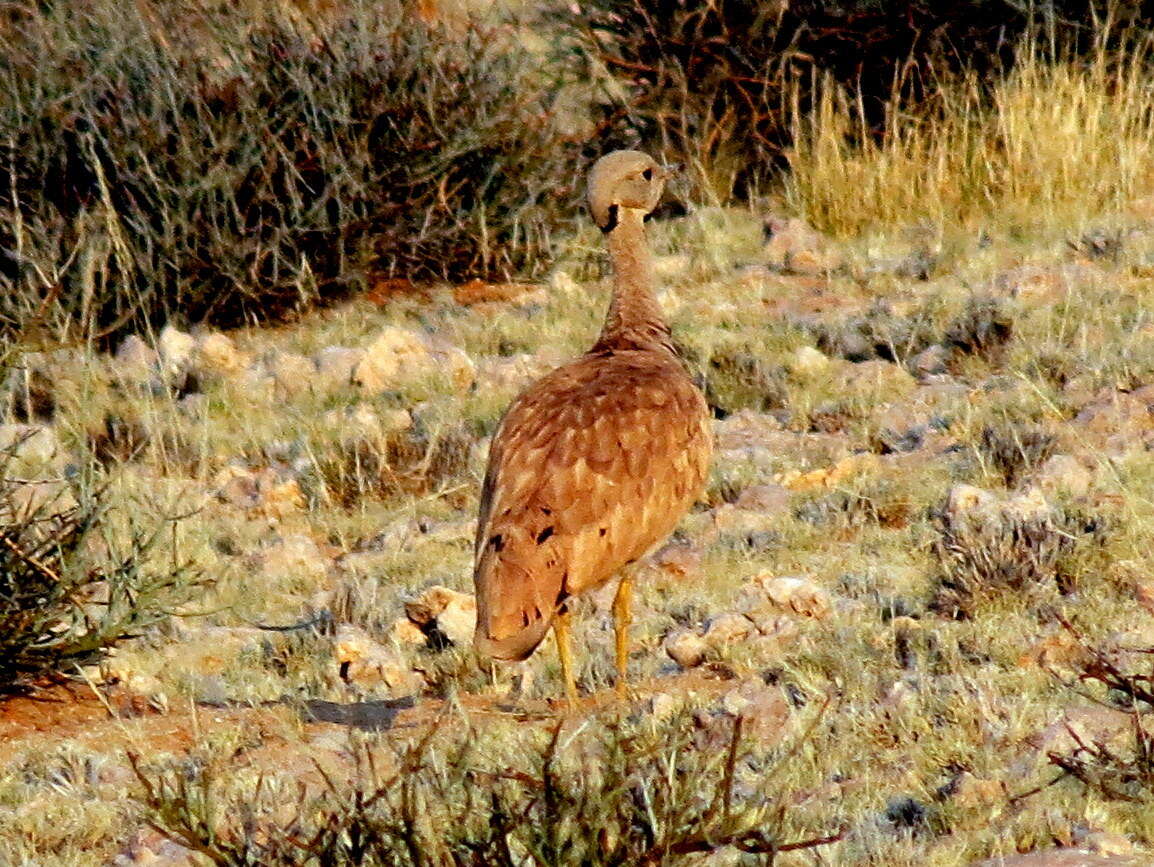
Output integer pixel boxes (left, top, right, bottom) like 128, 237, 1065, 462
472, 149, 713, 703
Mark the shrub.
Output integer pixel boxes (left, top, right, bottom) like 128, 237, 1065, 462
131, 711, 843, 865
0, 0, 579, 343
930, 498, 1108, 618
0, 445, 197, 693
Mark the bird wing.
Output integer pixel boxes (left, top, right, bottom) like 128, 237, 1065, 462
473, 349, 712, 661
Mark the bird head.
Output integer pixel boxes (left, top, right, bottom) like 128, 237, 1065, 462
586, 150, 671, 232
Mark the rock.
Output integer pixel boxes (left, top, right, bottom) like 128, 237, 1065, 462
744, 574, 832, 620
719, 681, 792, 743
476, 353, 556, 393
427, 338, 475, 393
353, 327, 474, 394
252, 534, 330, 583
704, 612, 757, 647
113, 335, 160, 385
113, 827, 199, 866
352, 327, 429, 392
839, 359, 917, 399
389, 617, 428, 646
789, 345, 831, 375
993, 264, 1076, 304
1031, 454, 1095, 497
646, 540, 702, 580
665, 629, 709, 668
1078, 832, 1135, 858
194, 332, 248, 377
732, 484, 791, 514
334, 624, 423, 696
404, 585, 477, 648
212, 465, 304, 519
910, 344, 949, 377
453, 279, 540, 306
943, 771, 1005, 811
1135, 579, 1154, 617
0, 423, 63, 474
265, 350, 317, 399
1072, 389, 1154, 452
322, 403, 412, 441
946, 484, 999, 519
314, 346, 364, 391
779, 453, 876, 492
157, 324, 196, 380
763, 217, 841, 274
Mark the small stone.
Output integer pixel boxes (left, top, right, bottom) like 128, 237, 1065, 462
404, 585, 477, 648
664, 629, 709, 668
704, 612, 757, 647
314, 346, 364, 391
334, 624, 422, 696
647, 540, 702, 580
353, 327, 433, 392
789, 345, 831, 375
1033, 454, 1095, 497
322, 403, 412, 441
732, 484, 791, 513
762, 575, 831, 619
0, 423, 63, 474
453, 279, 539, 306
194, 332, 248, 377
946, 484, 998, 519
763, 217, 841, 274
389, 617, 428, 646
212, 465, 304, 519
946, 772, 1005, 811
264, 351, 317, 398
252, 534, 330, 583
157, 325, 196, 380
114, 335, 160, 384
1080, 831, 1135, 857
910, 344, 949, 377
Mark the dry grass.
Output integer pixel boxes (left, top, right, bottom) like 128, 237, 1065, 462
788, 26, 1154, 236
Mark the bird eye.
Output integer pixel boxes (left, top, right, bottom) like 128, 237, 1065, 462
642, 167, 653, 181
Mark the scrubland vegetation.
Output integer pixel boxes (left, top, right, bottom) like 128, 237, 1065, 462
5, 1, 1154, 864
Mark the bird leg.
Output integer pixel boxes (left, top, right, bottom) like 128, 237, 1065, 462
553, 606, 578, 707
613, 569, 635, 697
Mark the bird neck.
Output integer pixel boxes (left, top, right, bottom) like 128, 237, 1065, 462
592, 207, 672, 353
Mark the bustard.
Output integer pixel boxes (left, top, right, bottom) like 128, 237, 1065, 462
472, 150, 712, 703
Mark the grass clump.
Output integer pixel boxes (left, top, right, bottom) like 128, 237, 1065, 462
0, 0, 577, 342
131, 711, 843, 866
0, 454, 197, 693
789, 25, 1154, 236
930, 494, 1109, 618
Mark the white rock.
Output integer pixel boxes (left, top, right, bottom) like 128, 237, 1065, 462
194, 332, 248, 377
157, 325, 196, 379
353, 327, 434, 392
755, 575, 832, 619
314, 346, 365, 390
334, 624, 423, 696
704, 612, 757, 647
790, 345, 831, 375
0, 423, 64, 475
113, 335, 160, 383
252, 534, 329, 582
664, 629, 709, 668
404, 585, 477, 648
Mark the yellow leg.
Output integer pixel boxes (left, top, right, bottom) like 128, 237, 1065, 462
613, 571, 634, 697
553, 607, 578, 707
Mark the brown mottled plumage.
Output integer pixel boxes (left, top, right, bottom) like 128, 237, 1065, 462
472, 150, 712, 701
